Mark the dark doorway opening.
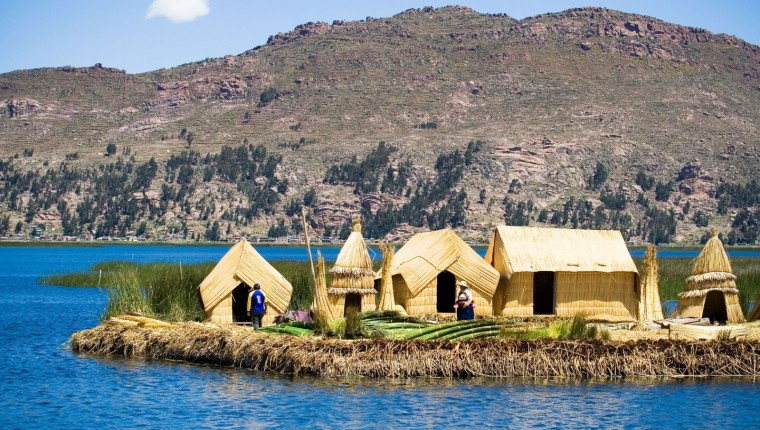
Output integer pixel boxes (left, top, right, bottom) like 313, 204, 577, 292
702, 290, 728, 323
344, 293, 362, 315
533, 271, 555, 315
231, 283, 251, 322
436, 271, 456, 313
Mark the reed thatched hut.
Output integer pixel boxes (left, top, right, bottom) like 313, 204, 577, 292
198, 239, 293, 326
485, 226, 639, 321
327, 218, 376, 316
672, 231, 744, 323
387, 229, 499, 316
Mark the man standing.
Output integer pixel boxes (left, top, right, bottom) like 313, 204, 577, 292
247, 283, 266, 329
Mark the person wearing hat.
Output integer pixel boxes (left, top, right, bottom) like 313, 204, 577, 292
454, 280, 475, 321
246, 283, 267, 329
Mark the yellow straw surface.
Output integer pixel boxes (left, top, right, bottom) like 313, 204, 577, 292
639, 245, 664, 321
313, 253, 337, 321
376, 243, 396, 311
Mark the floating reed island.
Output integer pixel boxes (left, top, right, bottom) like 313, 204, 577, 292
63, 224, 760, 379
70, 320, 760, 378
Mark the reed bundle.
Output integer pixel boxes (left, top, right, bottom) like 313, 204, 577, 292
70, 324, 760, 378
312, 253, 337, 321
638, 245, 664, 322
376, 243, 396, 311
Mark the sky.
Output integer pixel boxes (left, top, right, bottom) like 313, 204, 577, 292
1, 0, 759, 75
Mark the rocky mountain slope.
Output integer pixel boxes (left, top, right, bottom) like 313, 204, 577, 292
1, 6, 759, 244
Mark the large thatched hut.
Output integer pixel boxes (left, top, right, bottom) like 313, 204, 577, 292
327, 218, 376, 316
387, 229, 499, 316
198, 239, 293, 326
485, 226, 639, 321
672, 231, 744, 323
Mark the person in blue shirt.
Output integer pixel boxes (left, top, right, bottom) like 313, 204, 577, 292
246, 283, 267, 329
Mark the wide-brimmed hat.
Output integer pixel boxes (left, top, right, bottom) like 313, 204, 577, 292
457, 280, 468, 288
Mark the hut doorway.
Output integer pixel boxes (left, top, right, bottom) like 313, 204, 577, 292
436, 271, 456, 313
533, 271, 555, 315
344, 293, 362, 315
702, 290, 728, 323
231, 283, 251, 322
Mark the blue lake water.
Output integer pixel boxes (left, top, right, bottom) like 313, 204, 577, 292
1, 245, 759, 428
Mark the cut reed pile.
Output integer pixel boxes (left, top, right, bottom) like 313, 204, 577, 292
70, 324, 760, 378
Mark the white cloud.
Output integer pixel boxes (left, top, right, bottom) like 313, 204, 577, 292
146, 0, 210, 23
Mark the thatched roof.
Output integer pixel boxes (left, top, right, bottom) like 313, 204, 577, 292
329, 219, 376, 294
485, 226, 637, 279
691, 231, 732, 275
677, 231, 740, 300
390, 229, 499, 298
330, 219, 374, 275
198, 239, 293, 314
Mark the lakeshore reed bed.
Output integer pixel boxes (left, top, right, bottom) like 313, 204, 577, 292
70, 323, 760, 378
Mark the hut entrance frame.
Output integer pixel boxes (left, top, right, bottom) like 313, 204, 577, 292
703, 290, 728, 323
231, 283, 250, 322
533, 271, 555, 315
344, 293, 362, 315
436, 271, 456, 313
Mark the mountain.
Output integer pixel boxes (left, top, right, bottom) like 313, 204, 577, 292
1, 6, 759, 244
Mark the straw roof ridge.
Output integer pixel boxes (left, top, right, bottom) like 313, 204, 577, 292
332, 230, 373, 270
686, 272, 737, 283
678, 287, 740, 298
327, 288, 378, 295
329, 267, 376, 276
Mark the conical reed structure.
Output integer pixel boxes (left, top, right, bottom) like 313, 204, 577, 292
638, 245, 664, 322
328, 217, 376, 315
376, 242, 396, 311
313, 252, 337, 322
672, 230, 745, 323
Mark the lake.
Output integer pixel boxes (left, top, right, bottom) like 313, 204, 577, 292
1, 245, 759, 428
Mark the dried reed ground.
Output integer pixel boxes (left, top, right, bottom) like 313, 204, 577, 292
70, 324, 760, 378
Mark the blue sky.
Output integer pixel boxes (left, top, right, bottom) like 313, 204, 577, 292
1, 1, 758, 75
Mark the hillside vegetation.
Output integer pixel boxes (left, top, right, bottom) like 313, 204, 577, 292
1, 6, 759, 243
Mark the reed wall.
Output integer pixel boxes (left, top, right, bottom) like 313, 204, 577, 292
499, 272, 533, 317
555, 272, 637, 320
